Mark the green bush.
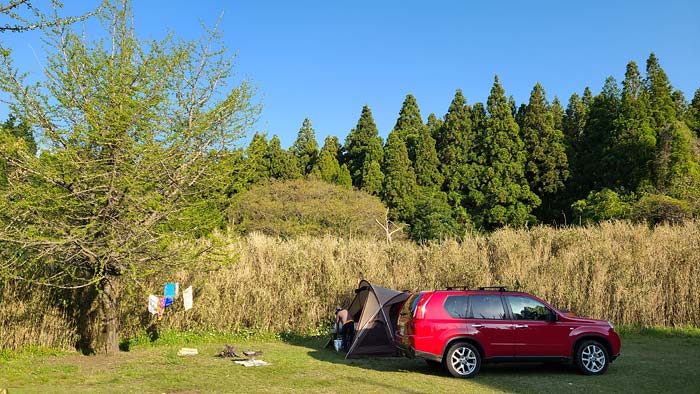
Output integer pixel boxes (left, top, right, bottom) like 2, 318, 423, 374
228, 179, 389, 239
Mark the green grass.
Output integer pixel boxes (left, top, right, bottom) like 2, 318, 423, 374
2, 332, 699, 394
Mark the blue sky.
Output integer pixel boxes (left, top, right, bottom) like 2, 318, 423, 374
2, 0, 700, 148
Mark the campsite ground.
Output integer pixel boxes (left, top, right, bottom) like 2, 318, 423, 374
1, 329, 699, 394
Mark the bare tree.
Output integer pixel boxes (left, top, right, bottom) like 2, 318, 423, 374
375, 208, 404, 243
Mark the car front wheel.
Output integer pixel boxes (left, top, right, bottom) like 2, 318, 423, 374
575, 340, 609, 375
445, 342, 481, 378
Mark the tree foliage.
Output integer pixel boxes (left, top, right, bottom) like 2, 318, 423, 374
0, 1, 258, 354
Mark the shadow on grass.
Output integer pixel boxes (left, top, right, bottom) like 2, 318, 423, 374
279, 333, 577, 378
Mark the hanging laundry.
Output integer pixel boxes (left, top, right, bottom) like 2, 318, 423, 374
148, 294, 159, 315
183, 286, 193, 311
164, 283, 177, 307
158, 296, 165, 320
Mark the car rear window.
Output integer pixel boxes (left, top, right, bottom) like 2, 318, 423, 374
468, 295, 506, 319
402, 292, 424, 318
444, 295, 470, 318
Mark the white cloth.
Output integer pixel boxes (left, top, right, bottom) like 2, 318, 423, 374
183, 286, 193, 311
148, 294, 159, 314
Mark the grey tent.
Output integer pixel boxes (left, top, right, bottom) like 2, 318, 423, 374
344, 280, 410, 359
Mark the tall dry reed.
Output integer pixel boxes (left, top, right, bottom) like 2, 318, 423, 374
2, 221, 700, 349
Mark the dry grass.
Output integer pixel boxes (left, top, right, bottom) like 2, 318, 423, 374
3, 220, 700, 349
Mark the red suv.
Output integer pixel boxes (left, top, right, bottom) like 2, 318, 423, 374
395, 287, 621, 378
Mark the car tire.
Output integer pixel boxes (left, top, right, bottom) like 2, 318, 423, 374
574, 340, 609, 375
445, 342, 481, 378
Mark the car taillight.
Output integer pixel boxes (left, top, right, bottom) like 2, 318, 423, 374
414, 293, 432, 319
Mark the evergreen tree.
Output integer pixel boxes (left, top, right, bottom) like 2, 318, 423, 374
562, 92, 589, 199
426, 113, 443, 139
653, 121, 700, 198
361, 159, 384, 195
312, 135, 348, 186
685, 89, 700, 135
1, 114, 36, 155
291, 118, 319, 175
434, 90, 472, 192
265, 135, 301, 180
520, 83, 569, 198
337, 164, 353, 187
344, 105, 384, 188
382, 131, 417, 221
609, 61, 655, 189
471, 76, 540, 228
414, 124, 443, 189
409, 188, 461, 241
392, 94, 424, 163
550, 97, 564, 132
645, 53, 677, 129
577, 77, 620, 193
246, 132, 270, 184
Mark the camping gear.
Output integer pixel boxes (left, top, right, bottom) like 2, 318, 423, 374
333, 339, 343, 351
177, 348, 198, 356
343, 280, 410, 359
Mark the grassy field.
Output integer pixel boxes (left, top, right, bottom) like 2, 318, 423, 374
2, 331, 699, 394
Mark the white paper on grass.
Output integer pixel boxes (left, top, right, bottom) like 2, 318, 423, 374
183, 286, 193, 311
148, 294, 159, 314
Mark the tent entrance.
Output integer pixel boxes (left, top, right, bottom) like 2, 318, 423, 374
344, 280, 410, 359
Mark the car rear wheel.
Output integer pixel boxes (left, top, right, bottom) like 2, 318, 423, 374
575, 340, 609, 375
445, 342, 481, 378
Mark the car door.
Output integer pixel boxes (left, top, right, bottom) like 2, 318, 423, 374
465, 294, 515, 358
505, 295, 571, 357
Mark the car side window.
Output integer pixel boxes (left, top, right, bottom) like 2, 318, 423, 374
507, 296, 552, 321
443, 295, 470, 318
468, 295, 506, 320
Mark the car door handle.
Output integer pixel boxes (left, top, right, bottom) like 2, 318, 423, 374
472, 324, 484, 328
513, 324, 529, 329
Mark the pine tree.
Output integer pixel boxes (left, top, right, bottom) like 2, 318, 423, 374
312, 135, 347, 186
426, 113, 443, 139
434, 90, 472, 192
685, 88, 700, 135
392, 94, 424, 163
265, 135, 301, 180
562, 92, 589, 199
246, 132, 270, 184
645, 53, 677, 129
520, 83, 569, 197
344, 105, 384, 188
609, 61, 655, 189
414, 124, 443, 189
577, 77, 620, 192
550, 97, 564, 132
382, 131, 417, 221
291, 118, 319, 175
1, 114, 36, 155
471, 76, 540, 228
361, 159, 384, 195
654, 121, 700, 197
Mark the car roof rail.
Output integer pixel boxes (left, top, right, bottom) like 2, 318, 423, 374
478, 286, 508, 292
445, 285, 471, 291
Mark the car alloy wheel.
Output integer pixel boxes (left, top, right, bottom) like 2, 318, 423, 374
446, 342, 481, 378
582, 344, 606, 372
575, 340, 609, 375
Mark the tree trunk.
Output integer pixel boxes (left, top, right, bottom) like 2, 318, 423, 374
75, 277, 121, 355
95, 278, 120, 355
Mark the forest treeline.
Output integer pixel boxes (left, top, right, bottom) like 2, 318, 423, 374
3, 53, 699, 242
219, 53, 700, 240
